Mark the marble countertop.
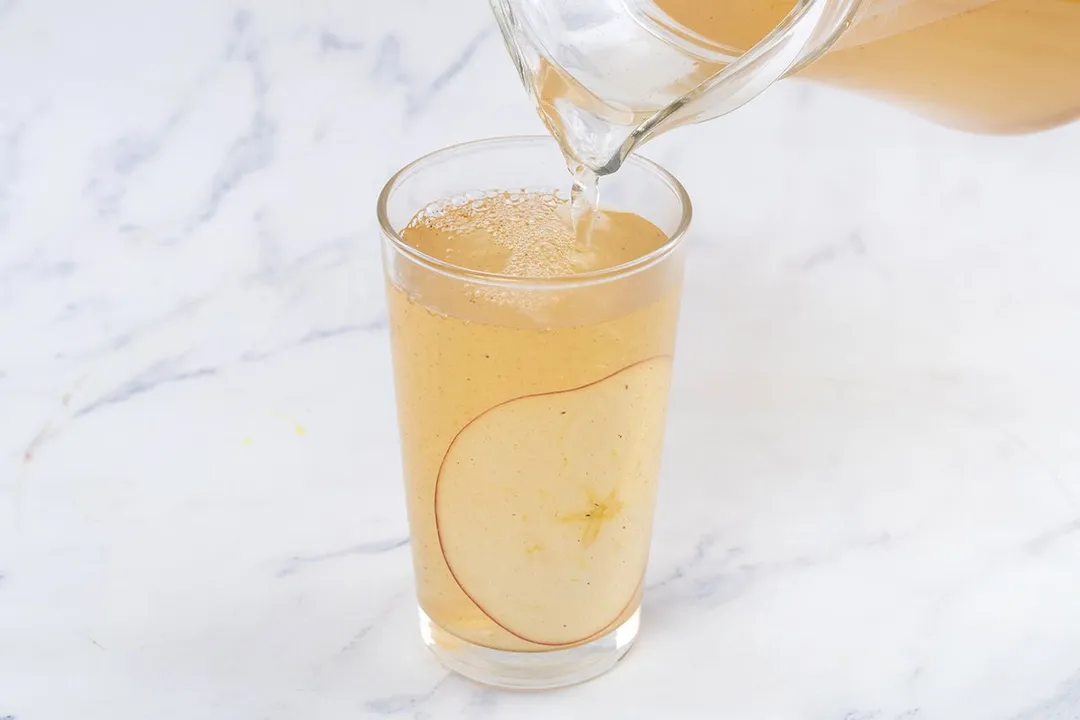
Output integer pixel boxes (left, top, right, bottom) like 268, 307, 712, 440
3, 1, 1080, 718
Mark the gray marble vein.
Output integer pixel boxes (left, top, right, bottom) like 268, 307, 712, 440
319, 30, 364, 54
1025, 518, 1080, 555
649, 531, 892, 609
74, 359, 218, 417
299, 320, 387, 343
374, 36, 410, 86
277, 537, 410, 577
184, 11, 275, 238
365, 674, 451, 717
338, 590, 408, 655
242, 316, 387, 363
1010, 671, 1080, 720
405, 29, 493, 119
84, 110, 184, 219
371, 28, 494, 121
799, 232, 867, 269
0, 120, 24, 232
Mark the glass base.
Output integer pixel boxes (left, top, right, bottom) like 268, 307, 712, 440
418, 606, 640, 689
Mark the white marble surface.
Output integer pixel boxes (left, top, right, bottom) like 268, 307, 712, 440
3, 0, 1080, 717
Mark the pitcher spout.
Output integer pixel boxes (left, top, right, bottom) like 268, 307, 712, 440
489, 0, 862, 174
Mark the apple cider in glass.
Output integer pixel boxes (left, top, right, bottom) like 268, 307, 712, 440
379, 138, 690, 688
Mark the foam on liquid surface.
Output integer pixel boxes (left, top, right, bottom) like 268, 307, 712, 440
402, 191, 668, 278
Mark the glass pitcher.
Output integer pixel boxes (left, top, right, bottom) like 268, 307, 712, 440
491, 0, 1080, 174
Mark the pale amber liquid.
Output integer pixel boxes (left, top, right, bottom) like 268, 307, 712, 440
655, 0, 1080, 132
386, 193, 683, 651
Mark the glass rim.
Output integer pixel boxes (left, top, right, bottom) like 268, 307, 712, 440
376, 135, 692, 289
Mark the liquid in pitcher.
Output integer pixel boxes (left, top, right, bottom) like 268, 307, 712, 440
652, 0, 1080, 133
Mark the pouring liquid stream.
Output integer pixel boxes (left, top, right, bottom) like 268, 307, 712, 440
569, 165, 601, 261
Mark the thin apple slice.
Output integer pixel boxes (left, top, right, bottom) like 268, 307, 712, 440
435, 357, 673, 646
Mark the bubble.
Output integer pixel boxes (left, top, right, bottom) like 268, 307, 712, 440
404, 190, 585, 278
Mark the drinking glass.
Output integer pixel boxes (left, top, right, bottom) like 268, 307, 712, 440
378, 136, 691, 689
